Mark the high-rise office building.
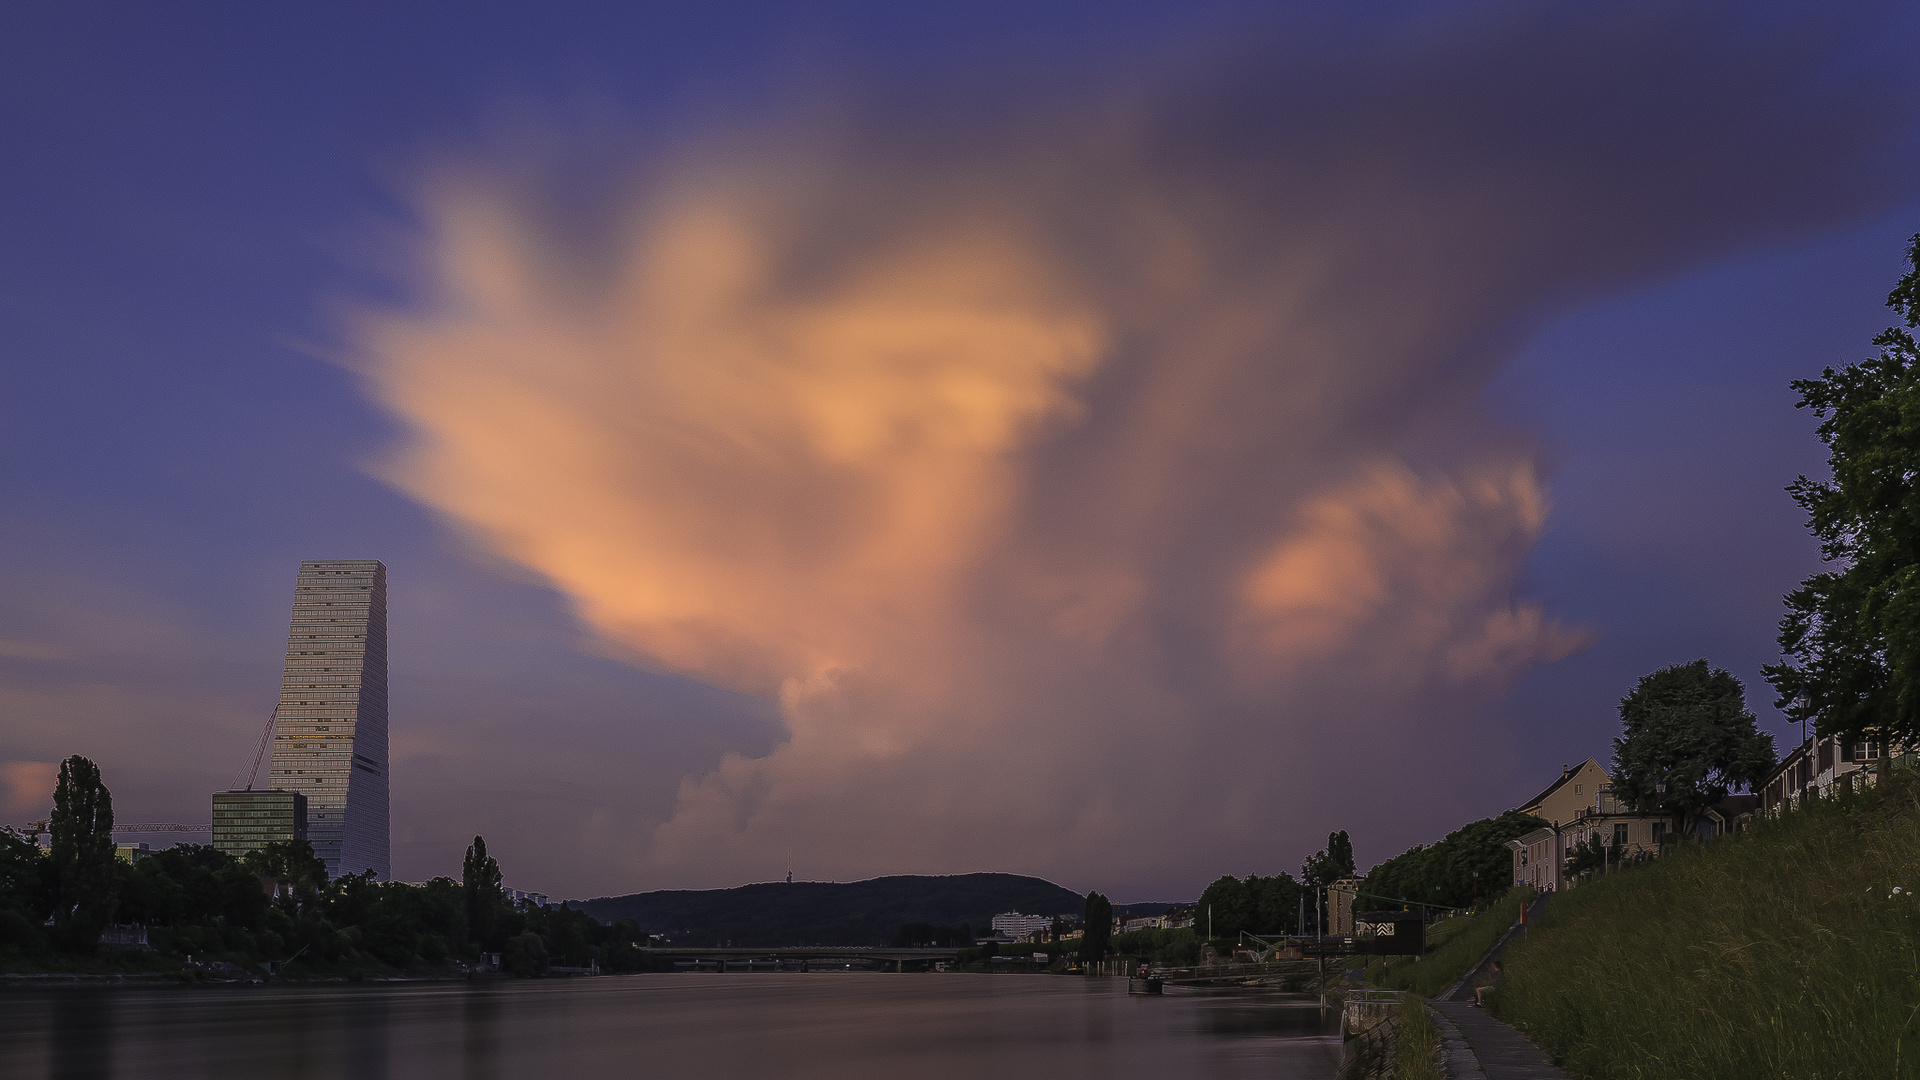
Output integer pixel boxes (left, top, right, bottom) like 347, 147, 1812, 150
211, 789, 307, 860
266, 560, 389, 879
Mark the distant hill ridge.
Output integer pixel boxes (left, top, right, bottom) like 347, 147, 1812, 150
575, 873, 1087, 947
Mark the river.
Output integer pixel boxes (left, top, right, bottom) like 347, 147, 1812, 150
1, 974, 1341, 1079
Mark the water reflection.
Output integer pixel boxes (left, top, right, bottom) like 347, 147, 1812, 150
51, 989, 113, 1080
2, 976, 1339, 1080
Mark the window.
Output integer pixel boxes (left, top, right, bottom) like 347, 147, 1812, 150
1575, 784, 1582, 794
1652, 821, 1667, 844
1613, 824, 1628, 847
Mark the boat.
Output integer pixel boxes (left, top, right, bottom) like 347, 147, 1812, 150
1129, 974, 1163, 995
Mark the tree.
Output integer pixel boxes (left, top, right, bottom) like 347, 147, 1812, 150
1361, 811, 1546, 911
503, 930, 548, 976
1246, 873, 1304, 935
48, 755, 118, 952
1612, 661, 1775, 835
1081, 891, 1113, 962
462, 835, 503, 948
1301, 830, 1356, 891
242, 839, 327, 903
1196, 875, 1253, 940
1766, 235, 1920, 748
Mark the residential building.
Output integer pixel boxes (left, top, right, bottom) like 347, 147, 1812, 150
211, 789, 307, 861
991, 912, 1054, 940
265, 560, 389, 879
114, 842, 150, 865
1517, 759, 1610, 828
1509, 760, 1669, 891
504, 886, 550, 908
1759, 733, 1908, 815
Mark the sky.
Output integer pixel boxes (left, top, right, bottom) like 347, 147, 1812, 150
2, 2, 1918, 902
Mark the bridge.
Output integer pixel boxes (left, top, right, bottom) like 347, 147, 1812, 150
639, 946, 964, 972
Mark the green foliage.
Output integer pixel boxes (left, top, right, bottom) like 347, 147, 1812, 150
1497, 766, 1920, 1079
1362, 811, 1546, 911
1193, 872, 1301, 939
1082, 891, 1113, 961
1561, 834, 1606, 877
1195, 875, 1250, 939
1612, 660, 1775, 827
1301, 830, 1356, 891
1394, 997, 1445, 1080
1106, 926, 1202, 967
1768, 236, 1920, 747
462, 835, 504, 948
503, 931, 549, 976
48, 755, 118, 952
241, 839, 327, 899
0, 827, 43, 921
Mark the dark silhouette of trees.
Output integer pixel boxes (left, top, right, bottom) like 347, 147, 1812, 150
462, 835, 504, 948
1082, 891, 1113, 961
1362, 811, 1547, 910
1768, 235, 1920, 748
47, 756, 117, 952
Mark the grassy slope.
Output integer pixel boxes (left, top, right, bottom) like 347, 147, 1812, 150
1367, 887, 1532, 997
1497, 768, 1920, 1079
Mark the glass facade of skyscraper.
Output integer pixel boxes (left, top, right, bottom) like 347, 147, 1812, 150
211, 789, 307, 860
266, 560, 390, 879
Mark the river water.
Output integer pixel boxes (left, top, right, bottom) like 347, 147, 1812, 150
1, 974, 1340, 1079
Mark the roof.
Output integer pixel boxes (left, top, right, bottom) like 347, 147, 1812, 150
1759, 739, 1812, 787
1517, 757, 1604, 814
1507, 827, 1556, 848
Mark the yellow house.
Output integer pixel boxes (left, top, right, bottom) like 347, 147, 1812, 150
1518, 758, 1610, 827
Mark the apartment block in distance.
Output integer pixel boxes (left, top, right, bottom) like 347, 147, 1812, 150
211, 789, 308, 860
266, 559, 390, 879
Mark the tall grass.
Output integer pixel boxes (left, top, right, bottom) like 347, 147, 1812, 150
1395, 995, 1445, 1080
1497, 769, 1920, 1079
1372, 887, 1532, 998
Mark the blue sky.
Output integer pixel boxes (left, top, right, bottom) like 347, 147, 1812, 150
3, 2, 1916, 899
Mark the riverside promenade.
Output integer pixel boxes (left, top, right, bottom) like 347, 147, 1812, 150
1425, 895, 1571, 1080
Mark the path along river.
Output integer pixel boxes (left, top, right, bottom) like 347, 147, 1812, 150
1, 974, 1340, 1079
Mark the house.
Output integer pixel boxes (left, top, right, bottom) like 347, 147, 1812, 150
1760, 733, 1907, 815
1517, 759, 1611, 827
1509, 759, 1669, 891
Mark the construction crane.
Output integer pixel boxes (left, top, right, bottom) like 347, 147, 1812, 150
234, 704, 280, 792
113, 823, 211, 834
8, 705, 277, 843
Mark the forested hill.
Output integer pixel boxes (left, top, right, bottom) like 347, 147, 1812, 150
574, 873, 1085, 946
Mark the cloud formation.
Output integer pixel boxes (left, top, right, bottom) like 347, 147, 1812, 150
354, 6, 1918, 891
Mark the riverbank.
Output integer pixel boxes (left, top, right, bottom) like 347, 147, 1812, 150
1495, 765, 1920, 1078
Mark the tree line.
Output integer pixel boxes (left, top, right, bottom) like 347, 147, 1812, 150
0, 756, 658, 976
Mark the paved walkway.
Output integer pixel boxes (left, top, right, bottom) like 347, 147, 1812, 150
1428, 1003, 1570, 1080
1425, 893, 1572, 1079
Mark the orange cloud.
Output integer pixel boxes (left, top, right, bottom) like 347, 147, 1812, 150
345, 2, 1903, 887
0, 761, 57, 818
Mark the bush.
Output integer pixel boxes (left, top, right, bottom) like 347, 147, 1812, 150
1498, 768, 1920, 1079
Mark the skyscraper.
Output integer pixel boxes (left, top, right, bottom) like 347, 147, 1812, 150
266, 560, 389, 879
